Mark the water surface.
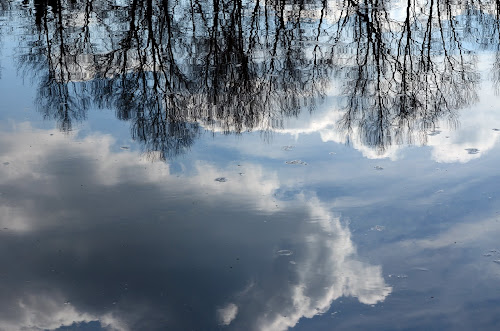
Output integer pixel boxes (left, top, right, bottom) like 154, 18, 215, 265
1, 0, 500, 330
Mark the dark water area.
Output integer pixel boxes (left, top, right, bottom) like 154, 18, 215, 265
1, 0, 500, 330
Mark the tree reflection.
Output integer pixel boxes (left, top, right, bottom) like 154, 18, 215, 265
9, 0, 500, 157
330, 0, 480, 152
17, 0, 334, 158
0, 0, 13, 79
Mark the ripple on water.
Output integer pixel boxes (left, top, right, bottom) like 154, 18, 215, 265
388, 274, 408, 279
371, 225, 385, 231
465, 148, 480, 154
285, 160, 307, 165
276, 249, 293, 256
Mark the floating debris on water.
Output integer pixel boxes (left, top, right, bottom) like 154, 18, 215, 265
371, 225, 385, 231
484, 250, 500, 257
465, 148, 480, 154
2, 162, 9, 166
493, 128, 500, 131
285, 160, 307, 165
388, 274, 408, 279
120, 146, 130, 150
282, 145, 294, 151
214, 177, 227, 182
435, 189, 444, 193
329, 152, 336, 155
289, 261, 297, 265
277, 249, 293, 256
374, 166, 383, 170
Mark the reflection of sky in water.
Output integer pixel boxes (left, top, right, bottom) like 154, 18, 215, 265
1, 0, 500, 330
0, 127, 391, 330
273, 85, 500, 163
1, 122, 500, 329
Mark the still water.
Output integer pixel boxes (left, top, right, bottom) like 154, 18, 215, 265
1, 0, 500, 330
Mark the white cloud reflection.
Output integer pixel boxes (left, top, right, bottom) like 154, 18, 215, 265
217, 303, 239, 326
222, 197, 392, 331
0, 125, 280, 233
273, 100, 500, 163
1, 294, 127, 331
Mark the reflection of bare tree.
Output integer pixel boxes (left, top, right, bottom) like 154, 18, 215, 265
18, 0, 93, 132
17, 0, 333, 159
0, 0, 13, 79
485, 0, 500, 94
331, 0, 479, 153
11, 0, 500, 157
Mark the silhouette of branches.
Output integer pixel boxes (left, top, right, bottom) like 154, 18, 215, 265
10, 0, 500, 156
